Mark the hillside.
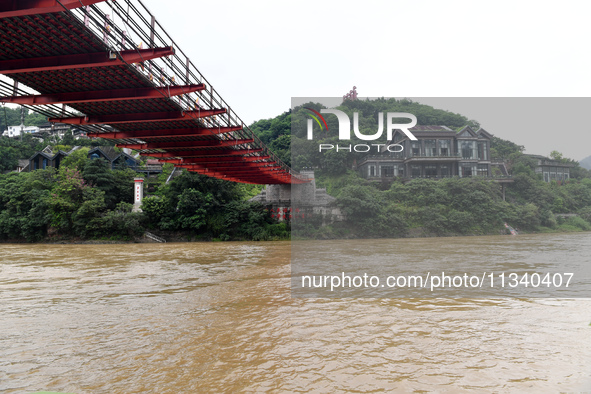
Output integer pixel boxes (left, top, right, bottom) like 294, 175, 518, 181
580, 155, 591, 170
252, 98, 591, 239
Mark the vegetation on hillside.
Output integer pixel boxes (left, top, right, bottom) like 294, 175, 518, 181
252, 98, 591, 239
0, 130, 285, 241
2, 98, 591, 241
296, 171, 591, 239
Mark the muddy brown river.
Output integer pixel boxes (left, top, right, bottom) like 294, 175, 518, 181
1, 234, 590, 392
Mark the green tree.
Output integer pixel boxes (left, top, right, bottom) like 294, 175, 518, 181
0, 146, 19, 171
176, 188, 213, 231
60, 147, 90, 171
82, 159, 118, 209
61, 130, 75, 145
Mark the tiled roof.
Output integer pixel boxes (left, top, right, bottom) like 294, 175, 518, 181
29, 151, 53, 160
409, 126, 454, 132
89, 146, 120, 161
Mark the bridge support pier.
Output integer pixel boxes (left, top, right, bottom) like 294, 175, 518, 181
250, 171, 343, 224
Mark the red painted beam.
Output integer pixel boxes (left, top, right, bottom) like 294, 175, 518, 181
188, 170, 282, 179
116, 138, 254, 150
0, 0, 107, 18
87, 126, 242, 139
179, 170, 282, 178
209, 170, 283, 176
142, 148, 263, 158
161, 155, 270, 164
50, 108, 226, 125
0, 47, 174, 75
215, 177, 290, 185
0, 84, 205, 106
177, 163, 279, 171
215, 172, 288, 177
191, 161, 279, 169
192, 171, 291, 184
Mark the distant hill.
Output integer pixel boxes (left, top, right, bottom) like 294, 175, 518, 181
580, 155, 591, 170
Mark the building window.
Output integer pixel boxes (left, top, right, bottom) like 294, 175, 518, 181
90, 153, 100, 160
411, 141, 421, 157
424, 140, 436, 157
425, 165, 437, 177
382, 166, 394, 177
411, 165, 421, 177
440, 165, 450, 177
461, 165, 473, 177
439, 140, 450, 156
42, 158, 47, 170
478, 142, 488, 160
477, 164, 488, 177
398, 167, 404, 177
369, 165, 376, 177
459, 141, 476, 159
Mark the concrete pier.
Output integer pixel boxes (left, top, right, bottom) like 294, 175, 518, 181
250, 171, 343, 223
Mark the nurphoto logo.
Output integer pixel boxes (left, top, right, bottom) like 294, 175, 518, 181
305, 108, 419, 153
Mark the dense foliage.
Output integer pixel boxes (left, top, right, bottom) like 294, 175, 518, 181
258, 98, 591, 239
141, 171, 286, 241
296, 171, 591, 239
2, 98, 591, 242
0, 154, 285, 242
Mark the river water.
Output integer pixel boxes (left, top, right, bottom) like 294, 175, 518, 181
0, 234, 590, 393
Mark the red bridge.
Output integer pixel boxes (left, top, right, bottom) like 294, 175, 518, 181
0, 0, 305, 184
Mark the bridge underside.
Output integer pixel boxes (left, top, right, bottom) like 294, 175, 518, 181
0, 0, 304, 184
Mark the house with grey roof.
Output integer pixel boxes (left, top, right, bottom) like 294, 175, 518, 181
88, 146, 140, 170
16, 159, 29, 172
357, 125, 492, 180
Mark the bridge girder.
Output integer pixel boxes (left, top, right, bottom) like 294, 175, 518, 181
87, 126, 242, 139
158, 156, 271, 164
116, 138, 255, 150
0, 0, 108, 18
0, 47, 175, 75
0, 85, 205, 106
50, 109, 226, 125
143, 148, 263, 158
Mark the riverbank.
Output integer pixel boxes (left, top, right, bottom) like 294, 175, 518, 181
1, 222, 589, 244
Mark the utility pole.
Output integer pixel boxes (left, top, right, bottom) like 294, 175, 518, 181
20, 106, 24, 141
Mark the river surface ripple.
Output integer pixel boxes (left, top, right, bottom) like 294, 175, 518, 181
0, 234, 590, 393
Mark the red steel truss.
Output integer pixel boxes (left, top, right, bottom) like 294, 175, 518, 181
0, 0, 304, 184
0, 0, 108, 18
0, 84, 205, 105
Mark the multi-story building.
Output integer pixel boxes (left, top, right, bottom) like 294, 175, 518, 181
358, 125, 492, 180
2, 124, 40, 138
525, 154, 573, 182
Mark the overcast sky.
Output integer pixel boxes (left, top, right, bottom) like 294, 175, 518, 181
43, 1, 591, 159
116, 1, 591, 160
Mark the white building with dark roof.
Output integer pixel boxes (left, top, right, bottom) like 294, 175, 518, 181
2, 124, 39, 138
